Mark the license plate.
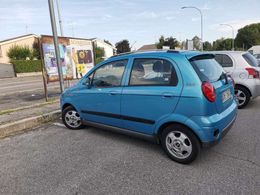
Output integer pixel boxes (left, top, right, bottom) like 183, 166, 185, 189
222, 89, 231, 103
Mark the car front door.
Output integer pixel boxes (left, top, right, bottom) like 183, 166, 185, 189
121, 57, 183, 135
75, 59, 128, 128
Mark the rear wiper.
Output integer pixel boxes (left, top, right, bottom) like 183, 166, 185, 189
218, 72, 228, 84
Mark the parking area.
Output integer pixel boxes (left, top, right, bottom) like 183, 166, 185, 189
0, 98, 259, 195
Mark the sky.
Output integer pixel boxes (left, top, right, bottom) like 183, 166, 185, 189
0, 0, 260, 49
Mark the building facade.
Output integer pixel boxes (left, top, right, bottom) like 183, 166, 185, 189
0, 34, 38, 64
92, 38, 116, 58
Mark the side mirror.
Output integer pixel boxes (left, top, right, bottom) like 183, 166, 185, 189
83, 77, 92, 88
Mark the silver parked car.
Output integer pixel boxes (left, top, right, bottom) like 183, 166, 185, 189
211, 51, 260, 108
253, 53, 260, 66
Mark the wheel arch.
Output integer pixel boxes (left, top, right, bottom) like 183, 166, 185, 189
235, 84, 252, 97
62, 103, 74, 111
156, 121, 202, 146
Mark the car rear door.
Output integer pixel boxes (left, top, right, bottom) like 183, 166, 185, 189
121, 57, 183, 135
190, 54, 235, 113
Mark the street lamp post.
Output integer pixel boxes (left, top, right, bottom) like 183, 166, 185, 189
48, 0, 64, 93
220, 24, 234, 51
56, 0, 64, 36
181, 6, 203, 51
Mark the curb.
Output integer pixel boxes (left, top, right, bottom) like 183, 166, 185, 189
0, 99, 59, 116
0, 110, 61, 138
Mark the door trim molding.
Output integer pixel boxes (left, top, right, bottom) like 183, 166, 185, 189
81, 110, 155, 125
82, 119, 157, 143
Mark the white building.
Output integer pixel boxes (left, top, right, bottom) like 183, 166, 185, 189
91, 38, 116, 58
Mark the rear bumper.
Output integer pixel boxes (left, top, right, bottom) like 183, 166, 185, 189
202, 114, 236, 147
185, 100, 237, 147
242, 79, 260, 98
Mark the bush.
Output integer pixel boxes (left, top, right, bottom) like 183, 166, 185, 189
7, 45, 31, 60
95, 57, 104, 64
94, 46, 105, 64
11, 60, 42, 73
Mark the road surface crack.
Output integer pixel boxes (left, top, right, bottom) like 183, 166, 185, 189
212, 150, 260, 168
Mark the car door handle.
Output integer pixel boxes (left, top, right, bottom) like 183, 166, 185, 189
162, 92, 175, 98
109, 91, 120, 95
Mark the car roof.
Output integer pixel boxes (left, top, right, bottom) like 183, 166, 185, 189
210, 50, 248, 55
108, 50, 209, 61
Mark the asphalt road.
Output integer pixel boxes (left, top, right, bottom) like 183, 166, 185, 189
0, 76, 77, 96
0, 76, 78, 110
0, 98, 259, 195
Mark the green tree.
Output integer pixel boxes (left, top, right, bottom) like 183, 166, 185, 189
156, 35, 179, 49
115, 40, 130, 54
203, 41, 213, 51
94, 46, 105, 64
31, 41, 41, 60
7, 45, 31, 60
235, 23, 260, 50
212, 38, 232, 50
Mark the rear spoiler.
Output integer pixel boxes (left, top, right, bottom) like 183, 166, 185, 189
188, 54, 215, 62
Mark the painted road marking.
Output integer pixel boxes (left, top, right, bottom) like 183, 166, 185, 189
53, 122, 65, 127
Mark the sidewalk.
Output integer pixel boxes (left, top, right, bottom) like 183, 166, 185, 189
0, 76, 70, 138
0, 98, 61, 138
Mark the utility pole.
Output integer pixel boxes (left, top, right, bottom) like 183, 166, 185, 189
220, 24, 235, 51
130, 41, 137, 51
182, 6, 203, 51
56, 0, 64, 36
48, 0, 64, 93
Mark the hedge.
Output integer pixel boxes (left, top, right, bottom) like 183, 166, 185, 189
11, 60, 42, 73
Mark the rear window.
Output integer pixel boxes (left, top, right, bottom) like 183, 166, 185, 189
190, 55, 224, 82
253, 54, 260, 59
242, 52, 259, 67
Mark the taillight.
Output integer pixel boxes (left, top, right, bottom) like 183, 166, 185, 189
201, 81, 216, 102
245, 68, 260, 79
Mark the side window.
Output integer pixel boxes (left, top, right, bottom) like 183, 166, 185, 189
91, 60, 127, 88
214, 54, 222, 65
129, 58, 178, 86
222, 54, 233, 67
214, 54, 233, 67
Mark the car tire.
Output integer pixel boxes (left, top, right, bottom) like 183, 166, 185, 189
235, 86, 251, 109
62, 106, 85, 130
161, 124, 201, 164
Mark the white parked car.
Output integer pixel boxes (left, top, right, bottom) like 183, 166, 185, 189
253, 53, 260, 66
212, 51, 260, 108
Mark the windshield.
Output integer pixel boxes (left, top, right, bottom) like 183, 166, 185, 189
242, 52, 259, 67
190, 55, 224, 82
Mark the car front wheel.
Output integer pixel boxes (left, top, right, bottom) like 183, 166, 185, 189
62, 106, 85, 130
161, 124, 200, 164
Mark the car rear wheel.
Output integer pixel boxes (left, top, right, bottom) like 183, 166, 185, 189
235, 86, 250, 109
161, 124, 200, 164
62, 106, 85, 130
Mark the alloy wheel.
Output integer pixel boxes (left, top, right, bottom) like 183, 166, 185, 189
235, 89, 247, 107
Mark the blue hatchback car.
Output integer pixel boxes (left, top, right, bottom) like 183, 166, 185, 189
61, 50, 237, 164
